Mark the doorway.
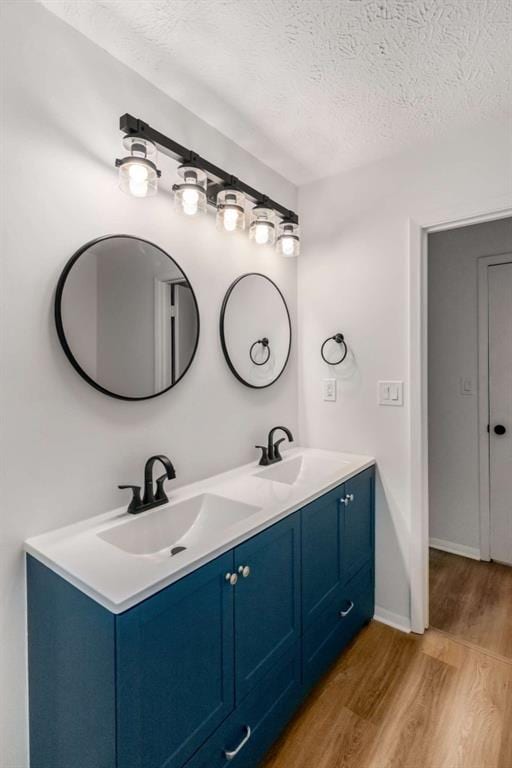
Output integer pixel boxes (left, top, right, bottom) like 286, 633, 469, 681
427, 217, 512, 657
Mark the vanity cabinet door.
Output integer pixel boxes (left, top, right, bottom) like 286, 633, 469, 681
233, 514, 300, 702
184, 644, 301, 768
341, 467, 375, 583
116, 552, 235, 768
301, 484, 345, 629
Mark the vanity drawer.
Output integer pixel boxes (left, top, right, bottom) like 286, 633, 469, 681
184, 643, 301, 768
302, 564, 374, 692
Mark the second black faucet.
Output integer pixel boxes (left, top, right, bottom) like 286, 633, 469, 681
256, 426, 294, 466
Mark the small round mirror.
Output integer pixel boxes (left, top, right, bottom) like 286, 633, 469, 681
220, 273, 291, 388
55, 235, 200, 400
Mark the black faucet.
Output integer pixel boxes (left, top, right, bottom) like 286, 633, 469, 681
118, 454, 176, 514
256, 426, 294, 466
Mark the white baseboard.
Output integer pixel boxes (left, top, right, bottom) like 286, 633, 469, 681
374, 606, 411, 633
429, 537, 480, 561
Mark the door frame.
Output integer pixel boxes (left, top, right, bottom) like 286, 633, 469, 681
408, 198, 512, 633
154, 278, 171, 391
478, 253, 512, 561
154, 277, 190, 389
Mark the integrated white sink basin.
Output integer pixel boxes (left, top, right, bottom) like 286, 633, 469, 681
253, 453, 352, 486
97, 493, 261, 556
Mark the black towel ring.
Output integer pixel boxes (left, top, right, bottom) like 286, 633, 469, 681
249, 337, 270, 366
321, 333, 348, 365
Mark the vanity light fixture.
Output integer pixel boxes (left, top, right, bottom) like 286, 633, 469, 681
216, 189, 245, 232
116, 136, 160, 198
173, 165, 207, 217
115, 114, 299, 252
249, 205, 275, 246
276, 220, 300, 258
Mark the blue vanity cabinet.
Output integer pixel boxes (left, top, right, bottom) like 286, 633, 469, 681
233, 513, 301, 702
302, 467, 374, 630
301, 466, 375, 691
301, 484, 345, 628
341, 468, 374, 583
116, 551, 235, 768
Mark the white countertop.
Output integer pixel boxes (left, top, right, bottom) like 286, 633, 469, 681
25, 447, 375, 614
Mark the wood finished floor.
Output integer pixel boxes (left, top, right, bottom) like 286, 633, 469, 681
429, 548, 512, 661
263, 622, 512, 768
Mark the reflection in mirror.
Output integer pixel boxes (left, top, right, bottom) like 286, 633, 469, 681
56, 236, 199, 400
220, 273, 291, 388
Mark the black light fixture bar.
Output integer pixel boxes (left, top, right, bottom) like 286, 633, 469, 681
120, 113, 298, 225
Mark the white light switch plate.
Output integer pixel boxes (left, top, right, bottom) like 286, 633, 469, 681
459, 377, 474, 396
323, 378, 337, 401
378, 381, 404, 406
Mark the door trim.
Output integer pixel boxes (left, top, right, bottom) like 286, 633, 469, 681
477, 253, 512, 561
408, 197, 512, 633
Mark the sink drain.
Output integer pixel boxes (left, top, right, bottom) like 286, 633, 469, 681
170, 545, 187, 557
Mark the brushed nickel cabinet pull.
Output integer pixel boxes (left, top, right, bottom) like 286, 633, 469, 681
224, 725, 252, 760
339, 600, 354, 617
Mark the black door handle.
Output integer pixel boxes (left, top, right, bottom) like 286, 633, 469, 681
494, 424, 507, 436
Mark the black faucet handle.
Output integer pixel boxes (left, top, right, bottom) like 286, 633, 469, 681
118, 485, 142, 513
155, 473, 169, 503
255, 445, 270, 466
273, 438, 287, 461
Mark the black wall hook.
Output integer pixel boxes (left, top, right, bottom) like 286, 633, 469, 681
249, 337, 270, 366
321, 333, 348, 365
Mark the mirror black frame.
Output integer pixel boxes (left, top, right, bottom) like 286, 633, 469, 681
219, 272, 292, 389
54, 234, 200, 401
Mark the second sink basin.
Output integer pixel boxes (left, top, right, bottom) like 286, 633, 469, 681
98, 493, 261, 556
254, 453, 352, 486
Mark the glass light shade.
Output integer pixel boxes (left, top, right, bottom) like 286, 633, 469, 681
249, 206, 275, 246
216, 189, 245, 232
117, 136, 159, 198
174, 166, 207, 216
276, 221, 300, 257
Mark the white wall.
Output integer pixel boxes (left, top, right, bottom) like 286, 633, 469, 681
428, 219, 512, 554
298, 118, 512, 627
0, 3, 297, 765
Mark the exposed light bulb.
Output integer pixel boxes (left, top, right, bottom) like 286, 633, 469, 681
255, 223, 270, 245
250, 206, 275, 246
276, 220, 300, 257
117, 136, 159, 197
281, 236, 295, 256
216, 190, 245, 233
174, 165, 207, 216
128, 162, 149, 182
182, 186, 199, 216
223, 207, 239, 232
127, 162, 150, 197
128, 178, 149, 198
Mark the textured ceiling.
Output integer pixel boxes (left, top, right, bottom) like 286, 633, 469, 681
40, 0, 512, 184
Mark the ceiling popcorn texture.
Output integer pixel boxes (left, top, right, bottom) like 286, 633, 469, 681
40, 0, 512, 184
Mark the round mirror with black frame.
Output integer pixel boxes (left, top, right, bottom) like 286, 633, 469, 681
55, 235, 200, 401
220, 273, 291, 389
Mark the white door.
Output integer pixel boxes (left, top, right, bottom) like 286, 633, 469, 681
489, 261, 512, 565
